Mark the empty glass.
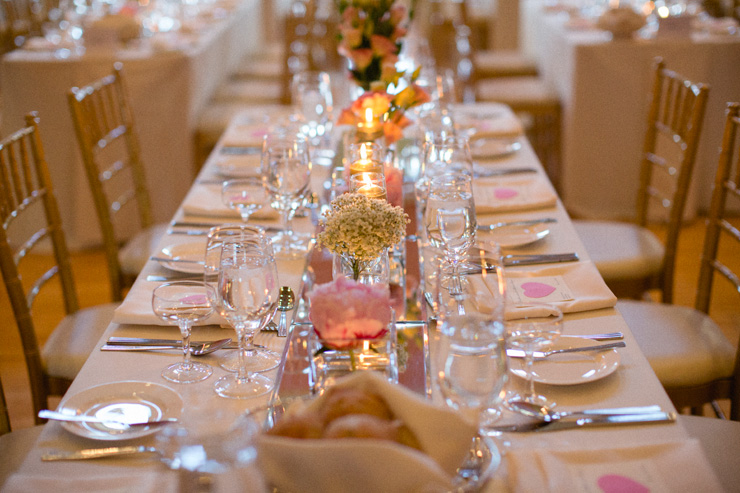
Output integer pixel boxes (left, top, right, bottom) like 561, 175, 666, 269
221, 178, 267, 222
262, 132, 313, 258
291, 71, 334, 147
152, 281, 215, 384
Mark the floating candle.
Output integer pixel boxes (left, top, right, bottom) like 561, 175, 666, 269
350, 172, 387, 201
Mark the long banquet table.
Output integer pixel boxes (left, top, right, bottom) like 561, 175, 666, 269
0, 0, 262, 249
521, 0, 740, 220
1, 104, 725, 492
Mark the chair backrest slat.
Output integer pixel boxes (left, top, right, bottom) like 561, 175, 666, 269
68, 63, 153, 301
0, 112, 79, 421
635, 57, 710, 304
694, 102, 740, 420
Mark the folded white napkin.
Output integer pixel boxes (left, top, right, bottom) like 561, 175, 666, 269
113, 259, 305, 326
211, 154, 261, 178
474, 175, 558, 214
468, 260, 617, 320
451, 102, 524, 138
506, 439, 723, 492
221, 123, 272, 147
181, 184, 278, 220
256, 372, 478, 493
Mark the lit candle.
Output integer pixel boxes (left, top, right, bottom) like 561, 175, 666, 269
356, 107, 383, 142
350, 172, 387, 201
349, 143, 383, 177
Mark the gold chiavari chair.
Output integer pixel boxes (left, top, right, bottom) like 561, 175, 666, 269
617, 102, 740, 420
0, 113, 117, 422
573, 58, 710, 304
67, 63, 167, 302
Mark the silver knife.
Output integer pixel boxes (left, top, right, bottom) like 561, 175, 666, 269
506, 341, 626, 359
149, 256, 204, 265
107, 337, 239, 349
38, 410, 177, 427
461, 253, 579, 273
169, 222, 280, 232
478, 218, 557, 231
535, 411, 677, 432
220, 146, 261, 155
42, 446, 160, 461
474, 167, 537, 178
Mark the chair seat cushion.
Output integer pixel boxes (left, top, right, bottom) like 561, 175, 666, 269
573, 220, 664, 281
41, 302, 119, 381
474, 50, 538, 78
118, 223, 168, 276
617, 300, 735, 388
476, 76, 559, 106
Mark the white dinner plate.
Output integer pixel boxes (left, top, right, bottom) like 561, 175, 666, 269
157, 242, 206, 274
469, 136, 522, 160
56, 381, 183, 441
509, 336, 621, 385
478, 222, 551, 249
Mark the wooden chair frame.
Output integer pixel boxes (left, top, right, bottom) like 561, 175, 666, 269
0, 113, 78, 421
635, 57, 709, 304
67, 63, 153, 301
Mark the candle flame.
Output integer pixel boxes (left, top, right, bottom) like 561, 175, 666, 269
360, 143, 369, 161
364, 107, 373, 124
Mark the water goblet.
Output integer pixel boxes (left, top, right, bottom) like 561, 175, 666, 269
291, 71, 334, 147
424, 172, 477, 295
213, 237, 280, 399
436, 313, 508, 432
505, 304, 564, 410
221, 177, 267, 223
204, 225, 282, 373
262, 133, 313, 258
152, 281, 215, 384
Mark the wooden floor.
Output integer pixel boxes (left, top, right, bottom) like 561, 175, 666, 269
1, 219, 739, 430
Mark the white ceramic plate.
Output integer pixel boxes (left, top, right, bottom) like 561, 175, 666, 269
509, 336, 621, 385
157, 242, 206, 274
56, 381, 183, 441
469, 136, 522, 160
478, 222, 551, 249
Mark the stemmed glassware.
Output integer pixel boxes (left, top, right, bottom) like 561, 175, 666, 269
424, 172, 477, 296
291, 71, 334, 148
505, 304, 564, 409
204, 225, 282, 374
213, 234, 280, 399
262, 132, 313, 258
152, 281, 215, 383
221, 177, 267, 223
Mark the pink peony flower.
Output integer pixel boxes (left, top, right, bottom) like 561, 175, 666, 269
384, 165, 404, 208
309, 277, 391, 349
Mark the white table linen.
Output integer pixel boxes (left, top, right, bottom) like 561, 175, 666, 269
3, 105, 723, 492
521, 0, 740, 220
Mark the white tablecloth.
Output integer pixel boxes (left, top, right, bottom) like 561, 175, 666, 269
522, 0, 740, 220
0, 0, 262, 249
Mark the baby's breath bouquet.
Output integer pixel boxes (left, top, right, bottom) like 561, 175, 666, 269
318, 193, 409, 281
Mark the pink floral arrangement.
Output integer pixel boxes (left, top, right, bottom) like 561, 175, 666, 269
309, 276, 391, 350
336, 0, 407, 91
384, 164, 403, 208
337, 87, 430, 145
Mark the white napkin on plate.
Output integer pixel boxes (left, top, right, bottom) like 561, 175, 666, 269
256, 372, 479, 493
221, 123, 272, 147
506, 439, 723, 492
468, 260, 617, 320
474, 175, 558, 214
211, 154, 262, 178
181, 184, 278, 220
451, 102, 524, 138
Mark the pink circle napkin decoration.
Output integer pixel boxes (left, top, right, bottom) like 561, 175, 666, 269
494, 187, 518, 199
597, 474, 650, 493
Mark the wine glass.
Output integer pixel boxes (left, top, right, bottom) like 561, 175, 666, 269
424, 172, 477, 295
436, 313, 508, 432
152, 281, 215, 384
291, 71, 334, 148
262, 133, 313, 258
204, 225, 282, 374
213, 236, 280, 399
221, 177, 267, 222
505, 304, 564, 410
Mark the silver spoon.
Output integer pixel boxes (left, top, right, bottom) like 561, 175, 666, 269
508, 400, 663, 422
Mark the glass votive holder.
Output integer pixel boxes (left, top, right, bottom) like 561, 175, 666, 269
346, 142, 386, 177
349, 172, 387, 201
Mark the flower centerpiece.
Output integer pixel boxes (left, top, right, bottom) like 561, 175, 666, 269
335, 0, 430, 145
308, 277, 397, 383
317, 192, 409, 282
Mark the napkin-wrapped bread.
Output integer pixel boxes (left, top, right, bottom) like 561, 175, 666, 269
256, 372, 479, 493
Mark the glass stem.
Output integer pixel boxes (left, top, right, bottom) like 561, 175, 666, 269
524, 348, 536, 402
180, 321, 192, 370
236, 324, 251, 383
